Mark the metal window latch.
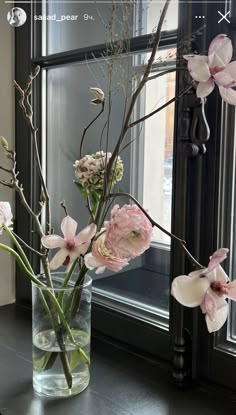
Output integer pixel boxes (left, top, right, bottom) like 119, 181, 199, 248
179, 92, 210, 158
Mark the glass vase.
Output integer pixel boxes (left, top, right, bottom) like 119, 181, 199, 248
32, 273, 92, 398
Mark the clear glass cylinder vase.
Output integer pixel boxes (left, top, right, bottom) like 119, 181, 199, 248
32, 273, 92, 398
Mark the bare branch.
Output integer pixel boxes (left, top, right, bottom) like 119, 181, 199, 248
86, 195, 95, 222
14, 66, 51, 235
146, 67, 187, 82
0, 166, 12, 174
1, 148, 44, 238
12, 232, 43, 257
60, 200, 68, 217
80, 102, 105, 159
92, 0, 173, 230
105, 0, 172, 185
0, 179, 13, 188
129, 84, 192, 129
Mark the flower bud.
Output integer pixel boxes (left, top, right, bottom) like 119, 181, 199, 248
0, 136, 9, 150
90, 87, 105, 105
0, 201, 13, 234
40, 190, 46, 206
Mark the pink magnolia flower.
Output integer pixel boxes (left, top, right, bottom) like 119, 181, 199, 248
0, 202, 13, 234
171, 248, 236, 333
41, 216, 97, 270
104, 204, 153, 259
84, 232, 129, 274
185, 34, 236, 104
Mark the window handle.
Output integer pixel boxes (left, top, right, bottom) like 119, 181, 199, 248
183, 96, 210, 158
190, 97, 210, 144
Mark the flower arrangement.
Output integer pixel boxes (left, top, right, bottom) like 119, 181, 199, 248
1, 0, 236, 397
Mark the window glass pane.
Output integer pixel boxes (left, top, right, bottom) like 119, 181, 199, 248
140, 0, 178, 35
216, 101, 236, 350
43, 1, 177, 55
143, 59, 175, 244
45, 51, 173, 328
44, 1, 134, 55
46, 57, 132, 233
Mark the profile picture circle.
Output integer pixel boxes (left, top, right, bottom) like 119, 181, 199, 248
7, 7, 27, 27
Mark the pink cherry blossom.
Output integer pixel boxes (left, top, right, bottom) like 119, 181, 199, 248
104, 204, 153, 259
84, 233, 129, 274
184, 34, 236, 105
41, 216, 97, 270
0, 202, 13, 234
171, 248, 236, 332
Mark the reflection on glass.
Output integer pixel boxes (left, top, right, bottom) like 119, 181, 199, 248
147, 0, 178, 32
143, 53, 176, 245
43, 0, 178, 55
45, 0, 134, 55
93, 267, 169, 321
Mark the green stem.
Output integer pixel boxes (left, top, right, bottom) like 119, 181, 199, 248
3, 224, 34, 274
47, 289, 90, 366
0, 242, 45, 287
58, 260, 78, 306
2, 229, 90, 375
0, 239, 89, 376
74, 265, 88, 288
46, 290, 76, 345
38, 290, 55, 332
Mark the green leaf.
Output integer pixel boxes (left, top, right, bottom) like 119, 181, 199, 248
69, 349, 83, 371
33, 351, 52, 373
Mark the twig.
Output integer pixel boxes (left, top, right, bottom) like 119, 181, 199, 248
1, 149, 44, 237
60, 200, 68, 216
0, 166, 12, 174
105, 0, 172, 186
99, 120, 108, 151
146, 67, 188, 82
31, 127, 51, 235
103, 74, 113, 200
86, 195, 95, 222
14, 66, 51, 236
94, 0, 172, 230
12, 231, 43, 257
0, 179, 12, 188
79, 102, 105, 159
94, 229, 106, 241
108, 192, 204, 269
129, 84, 192, 129
0, 146, 53, 287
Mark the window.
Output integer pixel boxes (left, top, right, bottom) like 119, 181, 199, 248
142, 49, 176, 244
15, 0, 236, 390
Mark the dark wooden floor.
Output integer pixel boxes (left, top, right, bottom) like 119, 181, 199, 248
0, 304, 235, 415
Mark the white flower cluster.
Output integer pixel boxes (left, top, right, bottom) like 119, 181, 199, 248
74, 151, 124, 192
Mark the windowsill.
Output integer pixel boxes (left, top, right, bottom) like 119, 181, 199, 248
0, 304, 235, 415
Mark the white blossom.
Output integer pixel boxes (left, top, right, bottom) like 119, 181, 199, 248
0, 202, 13, 234
74, 151, 124, 192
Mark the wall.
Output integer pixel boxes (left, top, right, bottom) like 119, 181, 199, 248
0, 3, 15, 305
